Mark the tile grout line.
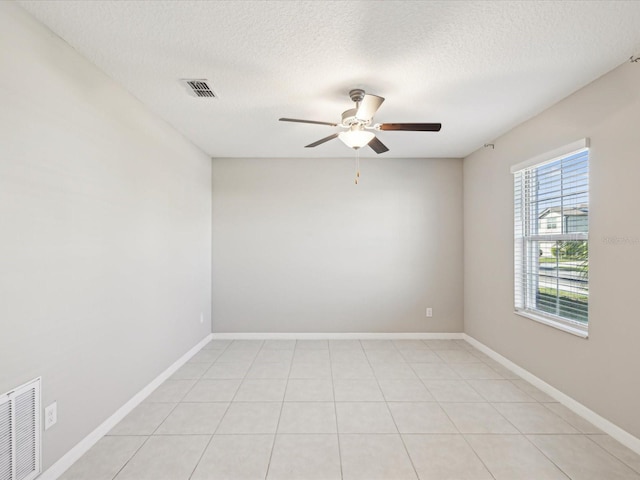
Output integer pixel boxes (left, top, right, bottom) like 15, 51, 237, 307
445, 342, 528, 480
328, 342, 344, 480
485, 401, 523, 435
583, 435, 640, 476
184, 341, 235, 480
263, 340, 296, 480
434, 371, 499, 480
361, 340, 421, 480
421, 341, 498, 480
520, 434, 573, 479
108, 435, 152, 480
538, 402, 595, 434
185, 340, 260, 480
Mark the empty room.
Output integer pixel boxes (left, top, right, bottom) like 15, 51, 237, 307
2, 1, 640, 479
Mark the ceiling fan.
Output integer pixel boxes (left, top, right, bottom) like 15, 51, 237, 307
279, 89, 442, 154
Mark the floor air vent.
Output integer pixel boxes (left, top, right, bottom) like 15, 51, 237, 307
0, 379, 40, 480
181, 79, 217, 98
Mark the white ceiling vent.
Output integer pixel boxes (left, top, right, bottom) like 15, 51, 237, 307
180, 79, 217, 98
0, 379, 41, 480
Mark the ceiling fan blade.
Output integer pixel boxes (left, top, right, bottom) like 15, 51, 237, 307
305, 133, 340, 148
279, 118, 338, 127
355, 94, 385, 121
379, 123, 442, 131
368, 136, 389, 154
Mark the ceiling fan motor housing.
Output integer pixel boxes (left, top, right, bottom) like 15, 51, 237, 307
341, 108, 368, 127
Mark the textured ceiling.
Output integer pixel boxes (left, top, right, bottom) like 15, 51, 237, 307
17, 0, 640, 158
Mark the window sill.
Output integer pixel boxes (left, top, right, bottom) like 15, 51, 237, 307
514, 310, 588, 338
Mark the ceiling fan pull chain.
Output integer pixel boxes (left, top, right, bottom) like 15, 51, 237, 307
355, 149, 361, 185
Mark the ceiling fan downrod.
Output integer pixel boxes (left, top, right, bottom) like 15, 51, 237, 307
349, 88, 366, 107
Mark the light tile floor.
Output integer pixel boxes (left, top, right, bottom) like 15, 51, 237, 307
60, 339, 640, 480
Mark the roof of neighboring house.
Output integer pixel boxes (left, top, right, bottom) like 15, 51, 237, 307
539, 205, 588, 218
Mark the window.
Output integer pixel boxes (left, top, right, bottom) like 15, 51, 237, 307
512, 139, 589, 337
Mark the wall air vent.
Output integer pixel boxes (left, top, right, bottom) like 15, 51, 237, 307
0, 379, 40, 480
180, 79, 217, 98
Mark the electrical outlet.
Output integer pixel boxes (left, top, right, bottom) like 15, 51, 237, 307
44, 402, 57, 430
426, 307, 433, 318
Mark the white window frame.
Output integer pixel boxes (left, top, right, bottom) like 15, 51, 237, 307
511, 139, 589, 338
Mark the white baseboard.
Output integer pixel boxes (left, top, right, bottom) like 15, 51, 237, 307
211, 332, 464, 340
39, 334, 213, 480
463, 333, 640, 456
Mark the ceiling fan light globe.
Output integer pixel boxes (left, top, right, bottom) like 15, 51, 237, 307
338, 130, 375, 149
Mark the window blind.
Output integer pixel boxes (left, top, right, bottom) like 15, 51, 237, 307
514, 146, 589, 335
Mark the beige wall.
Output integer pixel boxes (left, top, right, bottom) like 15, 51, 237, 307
212, 156, 463, 333
0, 2, 212, 468
464, 62, 640, 437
